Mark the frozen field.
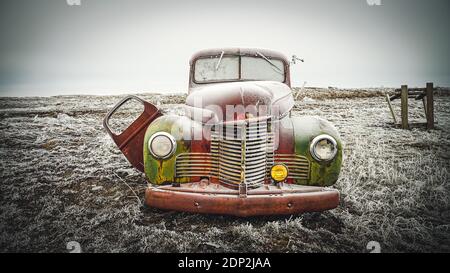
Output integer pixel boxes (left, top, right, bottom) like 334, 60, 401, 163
0, 88, 449, 253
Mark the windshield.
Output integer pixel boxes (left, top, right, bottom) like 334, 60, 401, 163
194, 55, 285, 83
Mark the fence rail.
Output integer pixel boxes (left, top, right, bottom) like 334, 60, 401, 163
386, 82, 435, 130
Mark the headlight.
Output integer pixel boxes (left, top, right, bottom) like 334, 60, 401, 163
148, 132, 177, 159
310, 134, 338, 162
270, 164, 289, 182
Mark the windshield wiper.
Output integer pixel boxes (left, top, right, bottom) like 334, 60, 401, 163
215, 51, 225, 71
256, 51, 283, 74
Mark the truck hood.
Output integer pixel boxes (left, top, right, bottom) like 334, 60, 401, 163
185, 81, 294, 123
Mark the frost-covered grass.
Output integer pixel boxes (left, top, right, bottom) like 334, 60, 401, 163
0, 89, 449, 253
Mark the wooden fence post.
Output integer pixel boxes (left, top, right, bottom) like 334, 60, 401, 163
401, 85, 409, 129
426, 82, 434, 129
385, 94, 397, 124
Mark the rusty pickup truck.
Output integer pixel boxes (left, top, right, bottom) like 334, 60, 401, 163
103, 47, 342, 216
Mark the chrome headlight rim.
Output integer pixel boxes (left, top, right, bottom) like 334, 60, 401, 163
148, 132, 177, 159
309, 134, 338, 162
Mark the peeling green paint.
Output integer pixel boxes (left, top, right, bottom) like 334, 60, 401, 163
290, 116, 343, 186
143, 115, 193, 185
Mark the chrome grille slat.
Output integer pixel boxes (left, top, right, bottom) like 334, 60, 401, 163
244, 154, 267, 161
245, 168, 267, 176
246, 148, 268, 154
219, 142, 244, 150
219, 172, 242, 182
245, 161, 267, 168
220, 164, 242, 173
219, 146, 242, 153
176, 166, 218, 171
219, 156, 242, 165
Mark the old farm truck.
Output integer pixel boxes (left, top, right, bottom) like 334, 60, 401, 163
103, 48, 342, 216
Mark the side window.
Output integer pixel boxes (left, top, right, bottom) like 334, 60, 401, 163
194, 56, 239, 82
241, 57, 285, 82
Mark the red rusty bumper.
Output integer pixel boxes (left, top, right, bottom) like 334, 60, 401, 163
145, 182, 339, 217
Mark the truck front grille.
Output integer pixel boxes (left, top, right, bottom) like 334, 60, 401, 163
174, 118, 310, 187
210, 118, 273, 189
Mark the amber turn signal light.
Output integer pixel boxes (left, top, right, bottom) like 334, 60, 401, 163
270, 164, 289, 182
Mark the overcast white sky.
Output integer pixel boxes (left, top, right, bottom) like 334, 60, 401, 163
0, 0, 449, 96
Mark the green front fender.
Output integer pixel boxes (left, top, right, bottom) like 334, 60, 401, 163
143, 115, 196, 185
289, 116, 343, 186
